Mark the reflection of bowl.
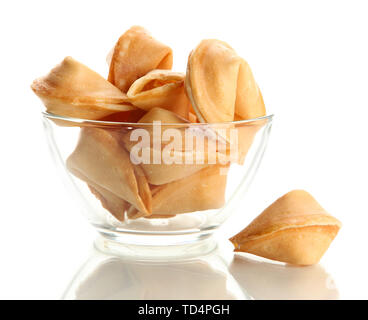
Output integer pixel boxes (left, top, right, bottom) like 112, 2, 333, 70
63, 243, 247, 300
43, 112, 273, 249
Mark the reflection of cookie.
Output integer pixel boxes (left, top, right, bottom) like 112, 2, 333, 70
31, 57, 134, 120
230, 190, 342, 265
185, 39, 265, 123
127, 70, 190, 119
108, 26, 173, 93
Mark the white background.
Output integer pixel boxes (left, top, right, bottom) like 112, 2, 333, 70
0, 0, 367, 299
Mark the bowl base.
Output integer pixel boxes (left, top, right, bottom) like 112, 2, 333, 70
94, 233, 217, 260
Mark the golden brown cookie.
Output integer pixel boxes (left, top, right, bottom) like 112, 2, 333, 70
31, 57, 135, 120
127, 70, 190, 119
127, 164, 229, 219
119, 108, 228, 185
186, 39, 265, 123
66, 127, 152, 215
230, 190, 341, 265
185, 39, 267, 164
108, 26, 173, 93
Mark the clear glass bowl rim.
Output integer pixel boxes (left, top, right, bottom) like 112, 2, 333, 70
42, 111, 274, 127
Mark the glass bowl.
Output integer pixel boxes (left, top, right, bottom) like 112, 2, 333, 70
63, 241, 249, 299
42, 111, 273, 255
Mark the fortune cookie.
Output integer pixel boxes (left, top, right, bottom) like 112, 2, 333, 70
108, 26, 173, 93
186, 39, 265, 123
186, 40, 266, 164
120, 108, 228, 185
128, 164, 229, 219
66, 128, 152, 215
31, 57, 135, 120
133, 107, 229, 154
230, 190, 341, 266
127, 70, 190, 119
119, 107, 189, 155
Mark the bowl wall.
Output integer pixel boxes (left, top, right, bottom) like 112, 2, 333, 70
43, 113, 273, 246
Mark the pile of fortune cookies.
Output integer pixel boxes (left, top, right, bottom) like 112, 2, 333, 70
32, 26, 341, 266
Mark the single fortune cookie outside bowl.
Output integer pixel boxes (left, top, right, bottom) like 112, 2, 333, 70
230, 190, 341, 266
